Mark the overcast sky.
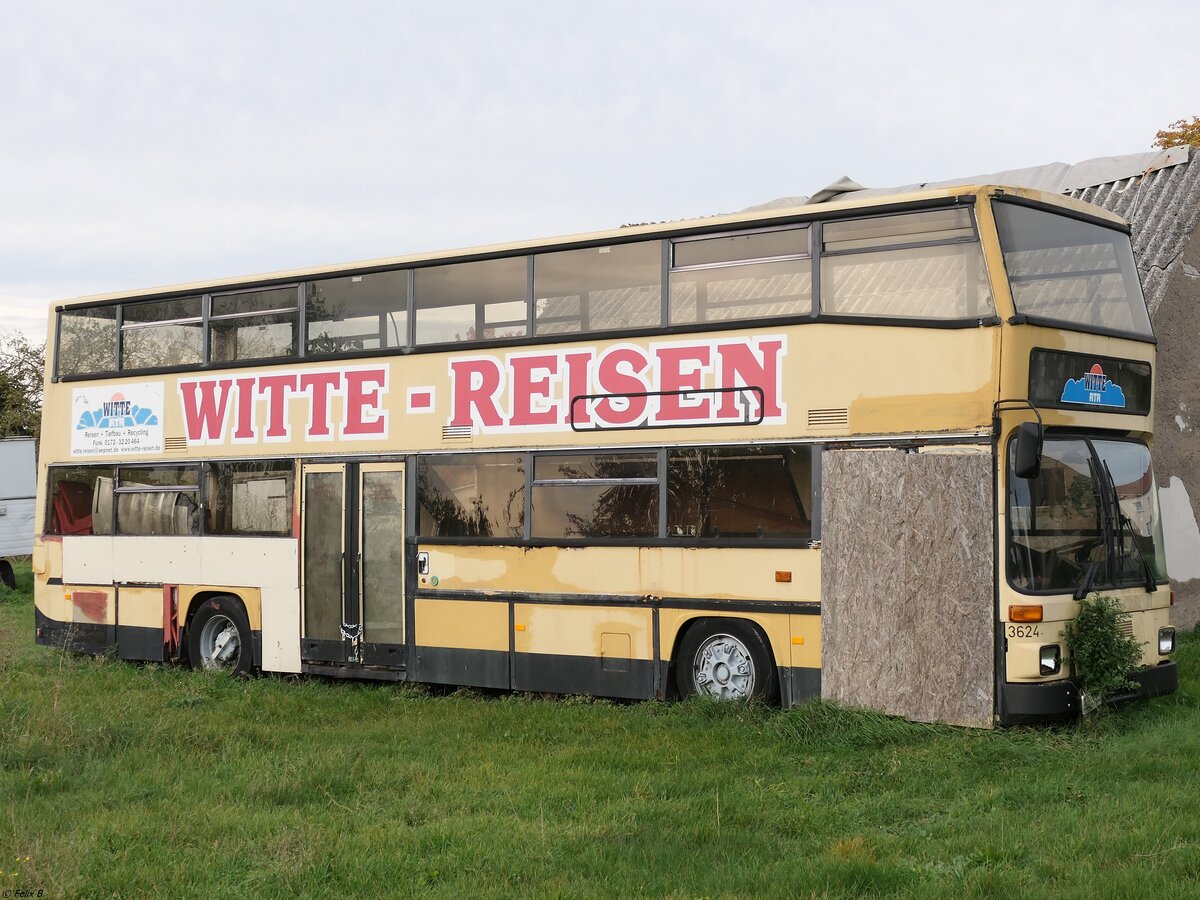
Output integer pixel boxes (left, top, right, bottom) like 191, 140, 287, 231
1, 0, 1196, 343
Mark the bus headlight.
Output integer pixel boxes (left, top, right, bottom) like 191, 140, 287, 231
1159, 627, 1176, 655
1039, 644, 1061, 676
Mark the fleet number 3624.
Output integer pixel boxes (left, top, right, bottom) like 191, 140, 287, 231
1006, 624, 1041, 638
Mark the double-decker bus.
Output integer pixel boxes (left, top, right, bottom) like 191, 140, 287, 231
32, 184, 1177, 725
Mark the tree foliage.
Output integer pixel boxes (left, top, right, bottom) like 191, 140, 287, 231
0, 331, 45, 438
1153, 116, 1200, 149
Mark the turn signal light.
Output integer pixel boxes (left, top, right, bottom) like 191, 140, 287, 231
1009, 605, 1043, 623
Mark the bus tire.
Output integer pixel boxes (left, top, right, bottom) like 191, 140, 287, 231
675, 618, 778, 703
0, 560, 14, 590
187, 596, 254, 677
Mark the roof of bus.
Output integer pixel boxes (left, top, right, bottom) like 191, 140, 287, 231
56, 182, 1124, 309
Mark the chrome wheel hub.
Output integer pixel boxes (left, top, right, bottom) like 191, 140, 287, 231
693, 633, 755, 700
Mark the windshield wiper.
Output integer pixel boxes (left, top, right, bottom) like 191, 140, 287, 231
1101, 460, 1158, 593
1073, 558, 1100, 601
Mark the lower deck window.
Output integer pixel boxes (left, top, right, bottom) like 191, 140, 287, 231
45, 461, 296, 538
205, 460, 294, 535
416, 444, 819, 544
531, 452, 659, 538
667, 446, 813, 539
418, 454, 525, 538
115, 466, 200, 536
46, 466, 116, 535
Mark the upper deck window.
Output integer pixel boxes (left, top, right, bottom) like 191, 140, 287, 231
54, 199, 1016, 379
209, 287, 299, 362
58, 307, 118, 376
307, 271, 408, 355
414, 257, 527, 345
121, 297, 203, 370
670, 227, 812, 325
993, 201, 1152, 338
534, 242, 662, 335
820, 209, 995, 320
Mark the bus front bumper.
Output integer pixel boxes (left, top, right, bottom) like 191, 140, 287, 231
999, 660, 1178, 725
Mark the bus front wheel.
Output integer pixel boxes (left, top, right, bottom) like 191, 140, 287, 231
187, 596, 254, 677
675, 619, 778, 703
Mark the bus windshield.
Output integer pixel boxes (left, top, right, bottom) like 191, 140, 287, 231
1007, 437, 1166, 593
993, 201, 1152, 338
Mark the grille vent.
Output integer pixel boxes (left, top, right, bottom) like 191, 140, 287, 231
164, 436, 188, 453
1118, 616, 1134, 637
807, 407, 849, 428
442, 425, 473, 440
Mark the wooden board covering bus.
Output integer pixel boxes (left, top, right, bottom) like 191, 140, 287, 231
32, 184, 1176, 726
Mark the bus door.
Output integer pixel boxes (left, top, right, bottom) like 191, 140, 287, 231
301, 461, 407, 667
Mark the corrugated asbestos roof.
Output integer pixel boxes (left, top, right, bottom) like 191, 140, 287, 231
1067, 149, 1200, 316
755, 146, 1200, 316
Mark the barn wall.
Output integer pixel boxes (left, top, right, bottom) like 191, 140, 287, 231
1149, 216, 1200, 629
820, 447, 995, 728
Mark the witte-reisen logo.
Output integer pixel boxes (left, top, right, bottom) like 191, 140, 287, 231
76, 394, 159, 430
70, 383, 165, 456
1060, 364, 1126, 408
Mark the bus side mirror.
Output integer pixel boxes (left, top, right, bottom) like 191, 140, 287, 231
1014, 421, 1043, 479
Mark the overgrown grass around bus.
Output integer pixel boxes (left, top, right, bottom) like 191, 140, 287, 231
2, 562, 1199, 898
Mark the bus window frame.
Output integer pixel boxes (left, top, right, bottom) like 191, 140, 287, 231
1004, 432, 1169, 597
414, 443, 823, 550
118, 296, 205, 372
52, 195, 1012, 383
991, 195, 1155, 346
44, 460, 299, 539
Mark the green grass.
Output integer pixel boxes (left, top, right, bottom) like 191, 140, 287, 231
3, 559, 1200, 898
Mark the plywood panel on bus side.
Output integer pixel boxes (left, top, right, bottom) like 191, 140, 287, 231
821, 446, 995, 728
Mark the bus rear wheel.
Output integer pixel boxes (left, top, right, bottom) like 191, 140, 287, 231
187, 596, 254, 677
0, 560, 14, 590
676, 619, 778, 703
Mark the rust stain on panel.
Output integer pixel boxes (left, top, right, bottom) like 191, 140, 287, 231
70, 590, 108, 624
